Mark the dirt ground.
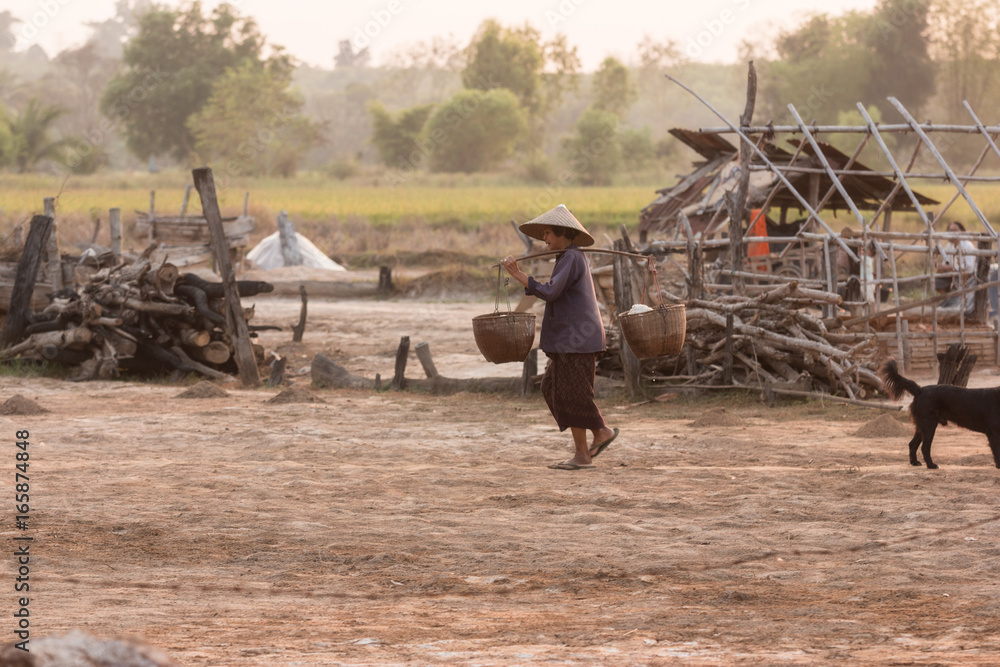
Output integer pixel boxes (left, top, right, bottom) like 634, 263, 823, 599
4, 294, 1000, 665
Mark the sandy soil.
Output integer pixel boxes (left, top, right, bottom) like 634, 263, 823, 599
3, 295, 1000, 665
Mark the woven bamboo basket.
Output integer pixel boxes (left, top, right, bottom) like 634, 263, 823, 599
617, 304, 686, 359
472, 312, 536, 363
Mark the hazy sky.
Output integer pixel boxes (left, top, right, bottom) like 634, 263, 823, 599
4, 0, 881, 70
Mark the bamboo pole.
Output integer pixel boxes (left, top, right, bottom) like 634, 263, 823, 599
746, 165, 1000, 182
842, 278, 1000, 328
788, 104, 867, 230
724, 60, 757, 297
867, 141, 924, 232
699, 122, 1000, 134
664, 73, 858, 263
889, 96, 996, 237
928, 134, 996, 224
491, 247, 651, 268
856, 104, 934, 231
888, 242, 905, 364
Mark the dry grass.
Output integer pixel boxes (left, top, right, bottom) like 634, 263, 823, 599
3, 173, 999, 274
0, 170, 651, 262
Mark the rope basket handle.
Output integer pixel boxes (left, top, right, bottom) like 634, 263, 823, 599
639, 258, 664, 308
493, 263, 514, 316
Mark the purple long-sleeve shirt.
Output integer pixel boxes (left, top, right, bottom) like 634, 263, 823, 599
525, 245, 606, 354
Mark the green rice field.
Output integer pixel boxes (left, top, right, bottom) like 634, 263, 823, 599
1, 170, 999, 265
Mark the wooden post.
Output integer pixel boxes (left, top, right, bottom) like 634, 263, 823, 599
724, 61, 756, 297
109, 207, 122, 262
723, 313, 734, 384
0, 215, 53, 349
973, 239, 990, 322
147, 190, 156, 244
276, 211, 303, 266
823, 238, 834, 319
378, 266, 393, 294
391, 335, 410, 390
191, 167, 260, 387
43, 197, 62, 291
680, 211, 703, 300
267, 356, 287, 387
888, 242, 905, 364
521, 348, 537, 396
613, 239, 641, 397
619, 224, 634, 253
291, 284, 307, 343
901, 319, 912, 374
180, 185, 192, 216
414, 341, 440, 378
243, 191, 250, 216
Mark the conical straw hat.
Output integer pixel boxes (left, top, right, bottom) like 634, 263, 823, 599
518, 204, 595, 247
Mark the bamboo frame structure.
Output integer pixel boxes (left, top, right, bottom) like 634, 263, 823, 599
638, 70, 1000, 375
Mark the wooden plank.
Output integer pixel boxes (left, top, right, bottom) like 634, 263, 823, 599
135, 215, 254, 246
613, 239, 641, 397
192, 167, 260, 387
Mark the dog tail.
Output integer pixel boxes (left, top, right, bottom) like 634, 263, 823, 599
880, 359, 922, 401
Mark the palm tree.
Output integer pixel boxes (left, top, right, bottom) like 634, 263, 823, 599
7, 98, 72, 172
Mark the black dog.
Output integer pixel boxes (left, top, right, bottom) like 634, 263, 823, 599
880, 359, 1000, 469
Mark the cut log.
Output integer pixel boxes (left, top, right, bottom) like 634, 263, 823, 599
187, 341, 231, 365
2, 326, 92, 359
311, 353, 373, 390
292, 284, 307, 343
154, 262, 179, 296
171, 345, 234, 382
391, 335, 410, 390
414, 341, 439, 378
177, 326, 211, 348
178, 273, 274, 298
311, 353, 525, 395
174, 284, 225, 326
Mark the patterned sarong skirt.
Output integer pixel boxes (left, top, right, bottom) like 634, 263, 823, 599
540, 352, 607, 431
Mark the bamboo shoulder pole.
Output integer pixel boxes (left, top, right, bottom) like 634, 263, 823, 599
491, 247, 651, 268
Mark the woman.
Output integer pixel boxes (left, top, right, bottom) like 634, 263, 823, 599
935, 220, 977, 309
501, 205, 618, 470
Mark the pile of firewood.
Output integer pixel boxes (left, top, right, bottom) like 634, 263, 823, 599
646, 282, 883, 400
1, 246, 273, 381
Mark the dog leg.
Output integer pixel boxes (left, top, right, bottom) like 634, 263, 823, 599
907, 432, 923, 467
989, 435, 1000, 469
919, 421, 939, 469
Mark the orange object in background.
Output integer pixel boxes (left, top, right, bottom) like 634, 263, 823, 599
746, 208, 769, 259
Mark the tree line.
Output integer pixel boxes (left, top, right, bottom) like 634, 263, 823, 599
0, 0, 997, 181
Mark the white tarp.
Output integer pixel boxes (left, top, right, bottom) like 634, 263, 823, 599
246, 232, 346, 271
